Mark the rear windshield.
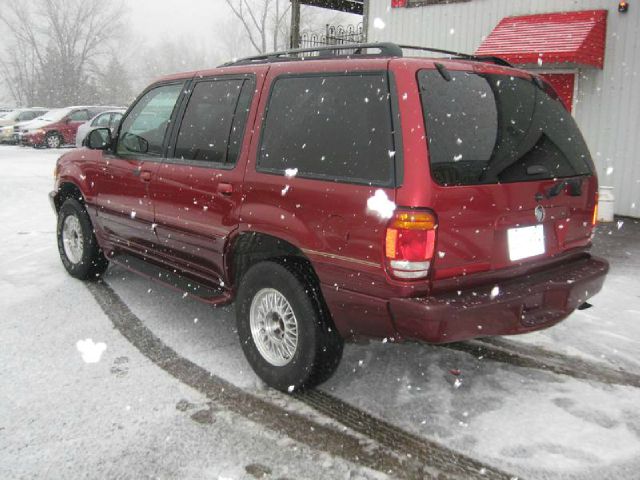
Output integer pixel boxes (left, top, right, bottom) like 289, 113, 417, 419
418, 69, 594, 186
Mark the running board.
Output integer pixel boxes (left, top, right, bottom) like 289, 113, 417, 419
110, 253, 232, 305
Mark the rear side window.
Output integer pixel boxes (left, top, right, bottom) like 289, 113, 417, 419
418, 70, 594, 186
93, 113, 111, 127
174, 78, 250, 164
258, 73, 394, 185
110, 113, 123, 129
68, 110, 89, 122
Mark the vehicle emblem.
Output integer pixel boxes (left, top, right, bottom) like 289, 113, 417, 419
534, 205, 545, 223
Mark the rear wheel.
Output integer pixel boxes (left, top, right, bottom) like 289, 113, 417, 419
56, 198, 108, 279
236, 260, 343, 392
45, 132, 62, 149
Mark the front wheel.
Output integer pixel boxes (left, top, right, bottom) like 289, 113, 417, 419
56, 198, 108, 279
236, 260, 343, 392
45, 132, 62, 149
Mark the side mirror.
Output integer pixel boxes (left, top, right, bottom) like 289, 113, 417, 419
65, 117, 72, 124
85, 128, 112, 150
120, 132, 149, 154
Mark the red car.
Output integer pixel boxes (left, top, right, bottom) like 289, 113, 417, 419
22, 105, 120, 148
50, 43, 608, 391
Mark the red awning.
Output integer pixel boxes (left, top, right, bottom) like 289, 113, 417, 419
476, 10, 607, 69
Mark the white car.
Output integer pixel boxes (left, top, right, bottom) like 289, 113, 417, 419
0, 108, 48, 127
75, 109, 125, 147
0, 111, 51, 144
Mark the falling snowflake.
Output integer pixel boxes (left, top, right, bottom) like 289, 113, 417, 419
490, 285, 500, 299
373, 17, 386, 29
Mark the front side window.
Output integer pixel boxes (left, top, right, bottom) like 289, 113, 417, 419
258, 73, 395, 185
117, 83, 183, 157
173, 78, 249, 164
418, 69, 594, 186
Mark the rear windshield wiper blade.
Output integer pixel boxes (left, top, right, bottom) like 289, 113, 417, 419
545, 177, 583, 199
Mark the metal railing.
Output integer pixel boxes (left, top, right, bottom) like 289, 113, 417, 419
300, 23, 364, 48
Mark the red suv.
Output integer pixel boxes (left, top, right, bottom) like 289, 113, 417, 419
50, 43, 608, 391
22, 105, 120, 148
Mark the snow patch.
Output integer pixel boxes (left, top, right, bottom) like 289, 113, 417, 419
366, 189, 396, 220
76, 338, 107, 363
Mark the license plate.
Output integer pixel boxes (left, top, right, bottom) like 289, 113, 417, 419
507, 224, 545, 261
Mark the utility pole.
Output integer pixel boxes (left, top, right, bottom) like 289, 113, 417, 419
290, 0, 301, 48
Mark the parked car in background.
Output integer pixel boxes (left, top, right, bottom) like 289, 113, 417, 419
0, 111, 51, 144
75, 109, 125, 148
0, 108, 48, 130
21, 106, 120, 148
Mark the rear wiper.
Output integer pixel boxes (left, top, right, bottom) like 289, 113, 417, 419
545, 178, 583, 199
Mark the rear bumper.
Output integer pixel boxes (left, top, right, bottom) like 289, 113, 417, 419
389, 254, 609, 343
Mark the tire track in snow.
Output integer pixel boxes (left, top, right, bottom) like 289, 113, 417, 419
445, 338, 640, 389
86, 279, 517, 480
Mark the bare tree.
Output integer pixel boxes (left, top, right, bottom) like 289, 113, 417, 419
224, 0, 291, 54
0, 0, 127, 106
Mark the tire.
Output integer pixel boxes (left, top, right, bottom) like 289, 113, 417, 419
45, 132, 62, 149
56, 198, 108, 279
236, 260, 343, 392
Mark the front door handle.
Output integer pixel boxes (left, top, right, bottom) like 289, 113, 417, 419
217, 182, 233, 195
140, 170, 153, 182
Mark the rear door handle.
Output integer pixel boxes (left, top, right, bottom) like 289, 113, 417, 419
140, 170, 153, 182
217, 182, 233, 195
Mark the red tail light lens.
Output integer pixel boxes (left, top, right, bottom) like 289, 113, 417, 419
385, 210, 437, 279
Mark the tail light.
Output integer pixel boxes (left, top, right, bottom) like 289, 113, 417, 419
592, 191, 599, 226
385, 210, 437, 280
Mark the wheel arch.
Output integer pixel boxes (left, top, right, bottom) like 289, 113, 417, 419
53, 181, 85, 213
226, 231, 315, 289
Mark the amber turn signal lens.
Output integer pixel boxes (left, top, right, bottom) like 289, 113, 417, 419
390, 211, 437, 230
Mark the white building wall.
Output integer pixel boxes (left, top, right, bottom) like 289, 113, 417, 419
368, 0, 640, 217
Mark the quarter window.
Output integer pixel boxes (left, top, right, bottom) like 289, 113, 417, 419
173, 78, 249, 164
258, 74, 395, 185
117, 83, 183, 157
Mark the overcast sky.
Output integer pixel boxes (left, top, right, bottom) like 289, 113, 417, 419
128, 0, 233, 42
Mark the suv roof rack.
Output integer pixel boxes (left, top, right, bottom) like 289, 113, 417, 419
220, 42, 512, 68
396, 44, 513, 67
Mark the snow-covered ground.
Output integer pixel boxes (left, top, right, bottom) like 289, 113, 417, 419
1, 145, 639, 479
